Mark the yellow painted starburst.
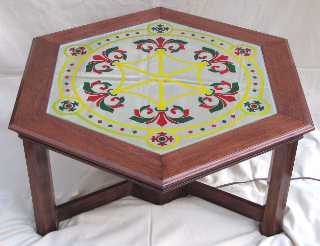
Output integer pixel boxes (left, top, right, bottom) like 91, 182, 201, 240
111, 49, 212, 110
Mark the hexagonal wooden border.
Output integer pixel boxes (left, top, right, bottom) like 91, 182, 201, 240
9, 7, 313, 191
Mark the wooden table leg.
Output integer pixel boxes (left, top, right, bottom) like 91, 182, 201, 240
23, 138, 57, 235
260, 140, 298, 236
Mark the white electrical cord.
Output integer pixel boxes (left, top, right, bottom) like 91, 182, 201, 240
215, 177, 320, 189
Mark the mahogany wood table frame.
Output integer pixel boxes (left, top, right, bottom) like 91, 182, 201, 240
9, 7, 314, 237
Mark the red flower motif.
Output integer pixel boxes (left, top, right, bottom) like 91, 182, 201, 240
134, 37, 187, 53
244, 100, 265, 112
151, 132, 174, 146
130, 105, 193, 127
69, 46, 87, 56
86, 46, 127, 74
234, 47, 252, 56
199, 81, 239, 113
83, 80, 125, 113
194, 47, 236, 74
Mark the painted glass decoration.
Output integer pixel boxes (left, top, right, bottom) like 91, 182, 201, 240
47, 20, 276, 154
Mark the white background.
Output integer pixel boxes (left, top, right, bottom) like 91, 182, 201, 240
1, 1, 320, 245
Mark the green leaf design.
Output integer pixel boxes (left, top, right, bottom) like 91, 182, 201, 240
86, 62, 94, 72
140, 105, 151, 111
208, 67, 219, 73
117, 97, 125, 104
104, 46, 119, 56
167, 39, 188, 44
198, 97, 206, 104
209, 100, 224, 113
83, 82, 94, 93
210, 82, 220, 87
169, 105, 194, 123
130, 116, 152, 123
195, 47, 218, 60
100, 100, 114, 113
224, 62, 236, 72
170, 116, 194, 123
229, 82, 239, 93
202, 47, 219, 57
83, 81, 112, 94
104, 46, 127, 60
172, 105, 184, 111
133, 39, 155, 45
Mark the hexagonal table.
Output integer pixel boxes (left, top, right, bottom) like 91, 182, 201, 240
9, 7, 313, 236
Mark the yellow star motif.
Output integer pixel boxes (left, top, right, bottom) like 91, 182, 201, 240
110, 49, 212, 110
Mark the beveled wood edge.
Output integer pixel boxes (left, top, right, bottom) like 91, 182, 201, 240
8, 7, 314, 192
8, 37, 164, 184
8, 38, 164, 181
261, 40, 314, 125
9, 96, 314, 191
282, 40, 313, 125
9, 37, 40, 128
161, 123, 310, 191
12, 112, 314, 192
9, 37, 158, 157
40, 8, 161, 44
39, 7, 287, 46
187, 181, 264, 221
16, 134, 165, 189
159, 7, 287, 45
13, 115, 311, 192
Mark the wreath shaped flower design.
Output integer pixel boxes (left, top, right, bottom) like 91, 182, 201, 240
199, 81, 239, 113
151, 132, 175, 146
152, 24, 170, 33
234, 47, 252, 56
83, 80, 125, 113
86, 47, 127, 74
58, 100, 79, 112
244, 100, 265, 112
194, 47, 236, 74
130, 105, 194, 127
68, 46, 87, 56
134, 37, 187, 53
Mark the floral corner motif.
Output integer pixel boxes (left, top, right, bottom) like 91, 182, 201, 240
64, 45, 89, 57
233, 45, 256, 57
83, 80, 125, 113
151, 132, 174, 146
53, 98, 82, 115
130, 105, 193, 127
147, 131, 179, 151
194, 47, 236, 74
242, 98, 270, 115
85, 46, 127, 74
147, 22, 173, 35
134, 37, 187, 53
199, 81, 239, 113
